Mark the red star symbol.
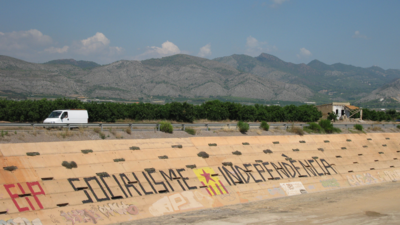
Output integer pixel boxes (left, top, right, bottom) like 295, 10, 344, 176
200, 169, 215, 183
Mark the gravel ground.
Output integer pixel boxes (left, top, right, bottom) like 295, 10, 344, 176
0, 124, 399, 144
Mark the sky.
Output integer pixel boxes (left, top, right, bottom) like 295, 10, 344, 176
0, 0, 399, 69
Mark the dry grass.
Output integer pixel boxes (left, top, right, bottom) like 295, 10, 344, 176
115, 132, 123, 139
93, 127, 101, 134
55, 130, 74, 139
110, 128, 117, 136
221, 126, 236, 132
32, 131, 37, 136
371, 126, 382, 131
288, 126, 305, 136
79, 127, 85, 134
255, 129, 262, 135
125, 127, 132, 135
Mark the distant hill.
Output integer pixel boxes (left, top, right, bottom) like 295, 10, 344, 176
359, 78, 400, 102
214, 53, 400, 102
44, 59, 100, 69
0, 54, 313, 102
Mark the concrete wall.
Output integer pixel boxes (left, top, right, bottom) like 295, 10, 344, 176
1, 134, 400, 224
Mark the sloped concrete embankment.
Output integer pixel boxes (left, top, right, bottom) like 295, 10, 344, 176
0, 134, 399, 224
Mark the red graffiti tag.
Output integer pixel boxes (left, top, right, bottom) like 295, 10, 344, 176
4, 182, 45, 212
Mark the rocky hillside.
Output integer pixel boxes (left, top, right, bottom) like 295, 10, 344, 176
44, 59, 100, 69
360, 78, 400, 102
214, 54, 400, 101
0, 54, 313, 101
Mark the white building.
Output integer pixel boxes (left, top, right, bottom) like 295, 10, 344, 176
316, 102, 362, 120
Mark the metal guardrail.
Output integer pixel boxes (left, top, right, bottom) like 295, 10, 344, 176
0, 122, 398, 132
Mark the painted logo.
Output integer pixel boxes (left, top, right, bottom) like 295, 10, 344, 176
193, 167, 229, 196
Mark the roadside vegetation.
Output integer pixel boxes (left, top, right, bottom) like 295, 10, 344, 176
354, 124, 363, 131
304, 119, 341, 134
259, 121, 270, 131
184, 127, 196, 135
159, 121, 173, 133
0, 98, 397, 124
237, 121, 249, 133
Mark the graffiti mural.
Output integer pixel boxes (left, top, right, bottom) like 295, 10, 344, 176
0, 217, 43, 225
378, 170, 400, 181
280, 182, 306, 196
320, 178, 340, 188
347, 173, 379, 186
193, 167, 229, 196
60, 209, 103, 225
98, 202, 138, 218
149, 190, 213, 216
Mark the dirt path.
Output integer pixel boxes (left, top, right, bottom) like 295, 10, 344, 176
118, 181, 400, 225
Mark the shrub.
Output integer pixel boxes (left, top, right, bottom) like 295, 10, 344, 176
237, 121, 249, 133
160, 121, 173, 133
288, 126, 304, 136
328, 111, 337, 121
305, 122, 323, 133
371, 126, 382, 131
397, 125, 400, 129
185, 127, 196, 135
318, 119, 341, 133
260, 121, 269, 131
354, 124, 363, 131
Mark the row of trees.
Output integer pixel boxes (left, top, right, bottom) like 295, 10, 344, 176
0, 99, 322, 123
0, 98, 396, 123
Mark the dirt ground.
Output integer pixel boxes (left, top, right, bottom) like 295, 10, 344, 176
0, 124, 399, 144
118, 181, 400, 225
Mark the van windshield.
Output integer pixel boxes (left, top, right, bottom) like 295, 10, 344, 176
48, 111, 62, 118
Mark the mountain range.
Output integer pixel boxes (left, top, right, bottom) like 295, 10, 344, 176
0, 53, 399, 106
214, 53, 400, 102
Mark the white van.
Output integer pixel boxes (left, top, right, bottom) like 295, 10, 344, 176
43, 109, 89, 124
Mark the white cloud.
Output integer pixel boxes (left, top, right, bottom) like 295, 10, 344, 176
352, 30, 368, 39
297, 47, 312, 58
0, 29, 123, 63
198, 44, 211, 58
44, 46, 69, 54
137, 41, 181, 59
271, 0, 288, 7
74, 32, 122, 55
245, 36, 277, 56
0, 29, 52, 51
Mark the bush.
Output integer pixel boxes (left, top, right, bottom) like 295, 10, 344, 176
260, 121, 269, 131
185, 127, 196, 135
160, 121, 173, 133
288, 126, 304, 136
328, 111, 337, 122
354, 124, 363, 131
237, 121, 249, 133
305, 122, 323, 133
397, 125, 400, 129
318, 119, 341, 133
